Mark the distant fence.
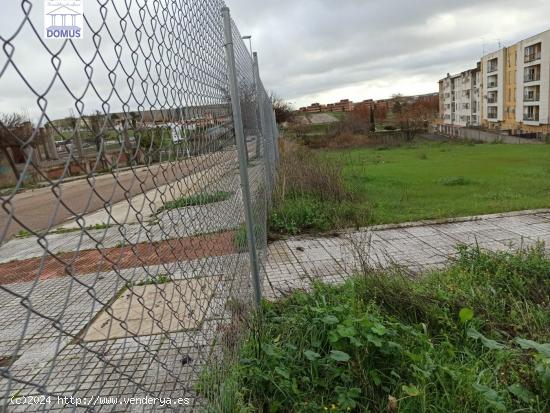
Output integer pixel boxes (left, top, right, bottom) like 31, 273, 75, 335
0, 0, 277, 410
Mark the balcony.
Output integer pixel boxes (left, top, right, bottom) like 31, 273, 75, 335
524, 65, 541, 83
524, 106, 540, 122
487, 97, 498, 104
487, 110, 498, 119
524, 94, 540, 102
523, 114, 540, 121
524, 73, 541, 82
525, 51, 541, 63
524, 43, 542, 63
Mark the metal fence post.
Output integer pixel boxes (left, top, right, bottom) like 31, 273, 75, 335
222, 6, 262, 307
266, 94, 277, 186
271, 109, 280, 161
253, 53, 273, 196
252, 56, 263, 162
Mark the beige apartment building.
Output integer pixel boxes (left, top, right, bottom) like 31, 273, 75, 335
437, 29, 550, 138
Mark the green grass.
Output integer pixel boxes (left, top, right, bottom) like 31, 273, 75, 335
234, 224, 249, 252
234, 222, 267, 252
128, 273, 171, 288
317, 141, 550, 226
269, 195, 370, 235
326, 112, 347, 121
201, 246, 550, 412
15, 230, 33, 239
158, 191, 233, 213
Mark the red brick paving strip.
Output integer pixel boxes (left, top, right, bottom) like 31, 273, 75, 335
0, 231, 238, 285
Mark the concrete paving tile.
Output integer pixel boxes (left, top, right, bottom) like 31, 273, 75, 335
82, 277, 221, 342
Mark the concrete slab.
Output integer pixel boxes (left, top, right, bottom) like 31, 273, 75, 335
82, 277, 220, 342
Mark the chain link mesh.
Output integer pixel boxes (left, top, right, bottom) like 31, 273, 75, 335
0, 1, 277, 411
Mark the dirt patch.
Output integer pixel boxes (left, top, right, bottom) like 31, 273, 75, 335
304, 131, 404, 150
0, 355, 20, 367
308, 113, 339, 124
0, 231, 238, 285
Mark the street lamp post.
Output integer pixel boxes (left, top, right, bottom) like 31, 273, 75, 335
242, 35, 252, 55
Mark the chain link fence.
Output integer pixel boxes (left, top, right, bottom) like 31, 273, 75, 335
0, 1, 277, 411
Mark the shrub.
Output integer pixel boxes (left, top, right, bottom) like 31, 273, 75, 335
202, 246, 550, 412
270, 141, 371, 235
275, 140, 349, 204
269, 196, 332, 235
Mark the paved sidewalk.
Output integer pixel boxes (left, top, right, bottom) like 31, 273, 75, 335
263, 209, 550, 298
1, 208, 549, 410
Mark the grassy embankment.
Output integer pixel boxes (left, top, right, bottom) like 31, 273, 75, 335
201, 245, 550, 412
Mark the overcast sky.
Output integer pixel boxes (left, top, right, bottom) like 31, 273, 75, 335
1, 0, 550, 121
229, 0, 550, 108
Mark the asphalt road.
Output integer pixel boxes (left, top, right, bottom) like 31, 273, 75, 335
0, 149, 238, 241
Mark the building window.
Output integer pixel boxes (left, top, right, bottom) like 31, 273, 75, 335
523, 106, 540, 121
524, 85, 540, 102
487, 91, 498, 104
487, 58, 498, 73
524, 65, 541, 82
487, 107, 498, 119
487, 74, 498, 88
524, 43, 542, 63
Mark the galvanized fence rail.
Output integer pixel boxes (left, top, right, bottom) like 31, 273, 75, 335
0, 1, 277, 411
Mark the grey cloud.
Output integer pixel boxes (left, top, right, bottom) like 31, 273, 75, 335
1, 0, 549, 118
228, 0, 550, 105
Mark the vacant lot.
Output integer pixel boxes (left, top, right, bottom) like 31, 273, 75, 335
324, 141, 550, 224
270, 140, 550, 234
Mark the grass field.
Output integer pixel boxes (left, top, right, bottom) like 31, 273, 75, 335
320, 141, 550, 225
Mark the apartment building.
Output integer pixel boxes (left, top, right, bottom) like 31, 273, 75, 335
437, 29, 550, 138
481, 48, 506, 125
436, 66, 481, 134
515, 31, 550, 132
300, 99, 354, 113
300, 94, 438, 115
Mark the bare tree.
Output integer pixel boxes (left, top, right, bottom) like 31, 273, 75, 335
67, 110, 83, 159
397, 100, 434, 142
88, 111, 104, 152
0, 113, 30, 181
270, 93, 294, 124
